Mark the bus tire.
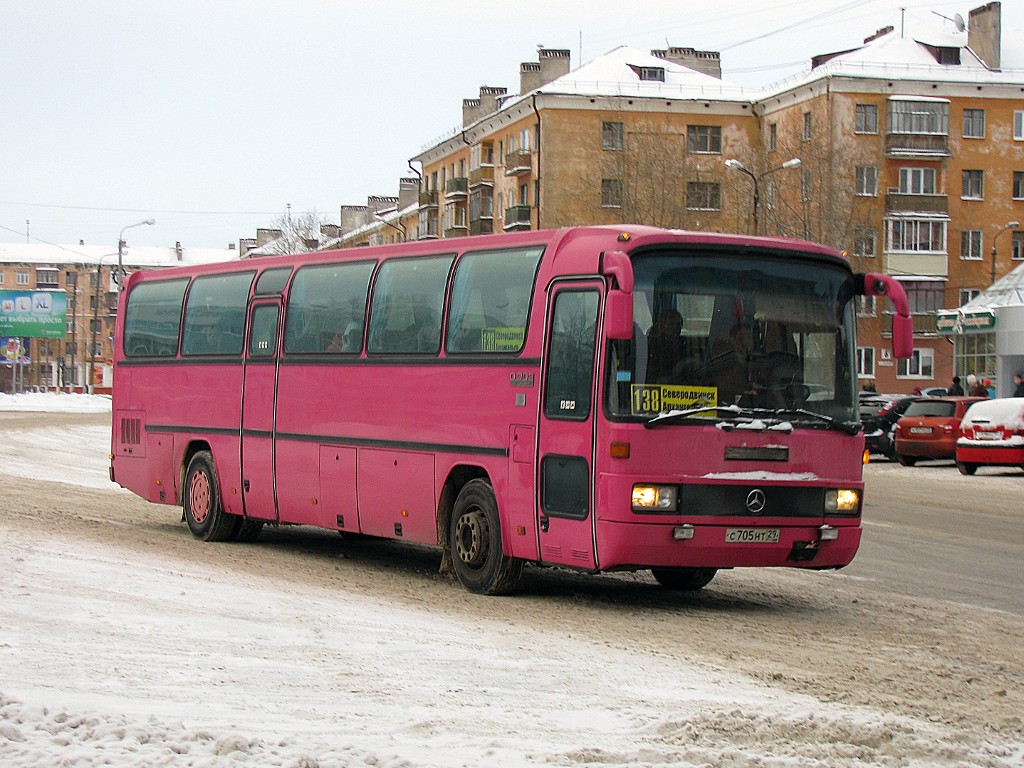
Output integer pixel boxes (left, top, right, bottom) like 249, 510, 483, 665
449, 479, 523, 595
651, 567, 717, 591
183, 451, 238, 542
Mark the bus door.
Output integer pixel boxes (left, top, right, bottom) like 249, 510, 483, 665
537, 282, 601, 569
240, 299, 282, 522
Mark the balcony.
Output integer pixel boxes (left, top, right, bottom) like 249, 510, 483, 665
504, 149, 532, 176
885, 133, 949, 157
418, 189, 438, 210
469, 165, 494, 188
470, 220, 494, 236
885, 192, 948, 215
882, 312, 943, 337
445, 177, 469, 199
503, 205, 532, 231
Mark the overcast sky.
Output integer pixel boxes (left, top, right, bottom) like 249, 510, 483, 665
1, 0, 1020, 250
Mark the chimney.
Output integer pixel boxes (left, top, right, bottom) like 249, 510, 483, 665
256, 228, 282, 247
228, 243, 237, 250
520, 47, 570, 94
175, 241, 183, 261
651, 46, 722, 79
462, 85, 509, 127
398, 177, 419, 211
864, 25, 894, 44
340, 205, 367, 234
968, 1, 1001, 69
238, 238, 257, 258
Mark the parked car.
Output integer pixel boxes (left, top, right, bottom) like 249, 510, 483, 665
862, 395, 920, 460
917, 386, 951, 397
893, 397, 986, 466
955, 397, 1024, 475
859, 392, 899, 418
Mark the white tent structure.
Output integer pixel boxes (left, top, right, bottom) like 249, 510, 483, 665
937, 262, 1024, 396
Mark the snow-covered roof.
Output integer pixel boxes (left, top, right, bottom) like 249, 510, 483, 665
527, 45, 750, 102
0, 242, 239, 269
961, 260, 1024, 312
763, 26, 1024, 97
322, 202, 418, 248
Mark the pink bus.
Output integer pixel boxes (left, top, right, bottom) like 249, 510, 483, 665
111, 226, 911, 594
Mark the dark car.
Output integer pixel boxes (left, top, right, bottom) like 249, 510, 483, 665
894, 397, 986, 465
862, 395, 920, 459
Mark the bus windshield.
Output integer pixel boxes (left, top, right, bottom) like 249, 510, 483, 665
608, 250, 858, 424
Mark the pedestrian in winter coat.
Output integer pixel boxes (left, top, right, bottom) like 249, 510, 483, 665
1015, 373, 1024, 398
967, 374, 988, 397
947, 376, 964, 396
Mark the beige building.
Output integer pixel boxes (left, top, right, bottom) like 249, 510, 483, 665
338, 2, 1022, 394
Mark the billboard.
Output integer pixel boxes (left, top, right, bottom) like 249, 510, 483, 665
0, 290, 67, 339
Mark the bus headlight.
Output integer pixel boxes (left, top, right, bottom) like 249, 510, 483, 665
824, 488, 860, 515
632, 484, 678, 512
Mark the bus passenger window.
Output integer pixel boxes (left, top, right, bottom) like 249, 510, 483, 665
181, 271, 255, 356
123, 278, 189, 358
544, 290, 598, 421
284, 261, 374, 355
367, 255, 452, 354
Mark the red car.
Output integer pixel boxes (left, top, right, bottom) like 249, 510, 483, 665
955, 397, 1024, 475
894, 397, 986, 466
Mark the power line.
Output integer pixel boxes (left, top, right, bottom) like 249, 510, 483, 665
0, 201, 280, 216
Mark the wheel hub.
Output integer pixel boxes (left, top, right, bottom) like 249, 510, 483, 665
454, 509, 488, 568
189, 471, 210, 524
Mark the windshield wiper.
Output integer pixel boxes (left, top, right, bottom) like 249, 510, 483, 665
646, 404, 861, 435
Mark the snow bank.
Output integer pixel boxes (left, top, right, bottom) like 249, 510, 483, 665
0, 392, 112, 413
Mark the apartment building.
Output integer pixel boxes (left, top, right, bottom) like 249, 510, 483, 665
338, 2, 1021, 394
0, 242, 236, 392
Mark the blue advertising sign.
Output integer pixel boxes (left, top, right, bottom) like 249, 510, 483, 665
0, 290, 67, 338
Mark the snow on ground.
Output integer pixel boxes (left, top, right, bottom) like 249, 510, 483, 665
1, 393, 1020, 767
0, 391, 112, 414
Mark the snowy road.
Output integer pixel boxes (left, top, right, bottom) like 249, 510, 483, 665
1, 397, 1022, 767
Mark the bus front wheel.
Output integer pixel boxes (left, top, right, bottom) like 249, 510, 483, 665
449, 480, 523, 595
651, 567, 717, 591
183, 451, 238, 542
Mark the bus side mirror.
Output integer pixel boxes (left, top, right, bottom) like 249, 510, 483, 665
858, 272, 912, 359
601, 250, 634, 341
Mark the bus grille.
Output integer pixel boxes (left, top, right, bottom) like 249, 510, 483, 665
120, 417, 142, 446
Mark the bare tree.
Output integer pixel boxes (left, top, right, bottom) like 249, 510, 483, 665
259, 209, 326, 255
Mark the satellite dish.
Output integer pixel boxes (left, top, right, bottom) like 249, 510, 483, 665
954, 13, 966, 32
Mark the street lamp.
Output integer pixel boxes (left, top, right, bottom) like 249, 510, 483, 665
990, 220, 1021, 285
725, 157, 801, 235
116, 218, 155, 289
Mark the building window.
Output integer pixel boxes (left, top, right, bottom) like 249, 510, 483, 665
687, 125, 721, 154
519, 183, 529, 206
857, 347, 875, 378
902, 281, 944, 315
639, 66, 665, 81
1013, 171, 1024, 200
855, 166, 878, 196
898, 167, 936, 194
962, 109, 985, 138
855, 104, 878, 134
768, 123, 777, 151
854, 227, 876, 257
802, 112, 812, 140
857, 296, 877, 316
602, 122, 624, 150
961, 170, 983, 200
801, 171, 812, 203
1013, 232, 1024, 261
960, 288, 981, 306
686, 182, 721, 211
889, 100, 949, 135
601, 179, 623, 208
888, 219, 946, 253
0, 273, 4, 284
1015, 111, 1024, 141
961, 229, 983, 260
16, 270, 29, 285
897, 348, 934, 379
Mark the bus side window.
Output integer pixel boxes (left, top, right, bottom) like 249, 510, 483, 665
181, 272, 255, 356
367, 256, 453, 355
447, 246, 542, 354
123, 278, 189, 358
284, 262, 374, 355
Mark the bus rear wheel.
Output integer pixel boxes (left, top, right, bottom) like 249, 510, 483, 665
183, 451, 238, 542
449, 480, 523, 595
651, 567, 717, 591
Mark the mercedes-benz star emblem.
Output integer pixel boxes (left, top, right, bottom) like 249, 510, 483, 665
745, 489, 766, 514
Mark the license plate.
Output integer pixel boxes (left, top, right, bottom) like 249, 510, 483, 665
725, 528, 780, 543
975, 431, 1001, 441
909, 426, 932, 435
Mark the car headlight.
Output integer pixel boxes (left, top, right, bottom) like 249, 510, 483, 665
824, 488, 861, 515
632, 484, 679, 512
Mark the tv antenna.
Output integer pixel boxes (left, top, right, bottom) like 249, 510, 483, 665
932, 11, 966, 32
